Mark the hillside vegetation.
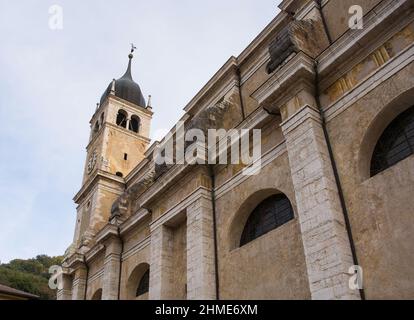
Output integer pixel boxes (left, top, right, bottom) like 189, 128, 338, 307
0, 255, 63, 300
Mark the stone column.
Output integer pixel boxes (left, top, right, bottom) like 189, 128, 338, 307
71, 266, 87, 300
186, 196, 216, 300
281, 104, 360, 300
102, 237, 122, 300
57, 272, 73, 300
149, 225, 174, 299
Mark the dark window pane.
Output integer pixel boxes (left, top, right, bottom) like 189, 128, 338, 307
129, 116, 140, 133
136, 269, 150, 297
116, 110, 127, 128
371, 106, 414, 176
240, 194, 294, 246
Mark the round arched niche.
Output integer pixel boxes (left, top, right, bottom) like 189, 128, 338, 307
227, 188, 295, 251
91, 288, 102, 300
126, 262, 150, 300
358, 87, 414, 181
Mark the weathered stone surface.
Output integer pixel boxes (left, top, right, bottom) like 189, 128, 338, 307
186, 197, 216, 300
102, 238, 122, 300
62, 0, 414, 300
71, 267, 87, 300
149, 225, 174, 299
281, 104, 360, 300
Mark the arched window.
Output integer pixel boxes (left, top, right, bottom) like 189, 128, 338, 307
136, 269, 149, 297
116, 109, 128, 128
91, 289, 102, 300
100, 112, 105, 125
240, 194, 294, 247
129, 115, 140, 133
116, 171, 124, 178
371, 106, 414, 177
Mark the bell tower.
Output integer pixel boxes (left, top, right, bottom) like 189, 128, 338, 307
71, 48, 153, 252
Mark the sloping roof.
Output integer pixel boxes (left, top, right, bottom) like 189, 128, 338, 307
0, 284, 39, 299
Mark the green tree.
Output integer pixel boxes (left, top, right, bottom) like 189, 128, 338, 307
0, 254, 63, 300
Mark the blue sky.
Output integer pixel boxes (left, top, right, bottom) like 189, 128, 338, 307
0, 0, 280, 263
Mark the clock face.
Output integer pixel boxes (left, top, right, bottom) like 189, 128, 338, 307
87, 151, 97, 174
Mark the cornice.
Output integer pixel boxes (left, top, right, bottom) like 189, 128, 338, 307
139, 162, 192, 208
125, 157, 152, 185
104, 122, 152, 143
65, 253, 85, 271
84, 243, 105, 263
183, 57, 238, 114
73, 170, 125, 204
252, 52, 315, 109
237, 11, 289, 64
324, 43, 414, 122
240, 49, 271, 85
88, 268, 104, 283
85, 123, 151, 152
317, 0, 410, 81
280, 104, 321, 135
122, 236, 151, 261
95, 223, 119, 244
215, 141, 287, 199
89, 94, 153, 126
120, 208, 151, 236
181, 10, 289, 117
149, 187, 211, 231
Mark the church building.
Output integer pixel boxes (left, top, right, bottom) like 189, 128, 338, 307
59, 0, 414, 300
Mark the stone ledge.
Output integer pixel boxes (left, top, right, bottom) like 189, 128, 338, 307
252, 52, 315, 109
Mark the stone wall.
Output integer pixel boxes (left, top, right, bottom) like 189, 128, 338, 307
63, 0, 414, 300
326, 62, 414, 299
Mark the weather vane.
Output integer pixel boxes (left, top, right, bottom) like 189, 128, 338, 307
130, 43, 137, 54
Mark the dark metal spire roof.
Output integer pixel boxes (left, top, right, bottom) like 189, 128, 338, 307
100, 52, 146, 108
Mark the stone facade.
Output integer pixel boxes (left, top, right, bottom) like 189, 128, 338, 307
59, 0, 414, 300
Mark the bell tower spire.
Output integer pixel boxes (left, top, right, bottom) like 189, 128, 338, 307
70, 48, 153, 251
122, 44, 136, 79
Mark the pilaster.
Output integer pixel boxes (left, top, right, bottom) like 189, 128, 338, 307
186, 196, 216, 300
281, 104, 360, 300
149, 225, 174, 299
102, 236, 122, 300
57, 272, 73, 300
71, 266, 87, 300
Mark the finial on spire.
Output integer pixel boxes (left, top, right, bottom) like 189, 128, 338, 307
110, 79, 116, 94
129, 43, 137, 59
147, 95, 152, 110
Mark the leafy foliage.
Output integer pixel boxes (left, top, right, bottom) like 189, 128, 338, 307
0, 254, 63, 300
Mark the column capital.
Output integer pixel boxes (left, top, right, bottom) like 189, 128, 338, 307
281, 104, 322, 136
252, 52, 315, 109
66, 252, 86, 272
